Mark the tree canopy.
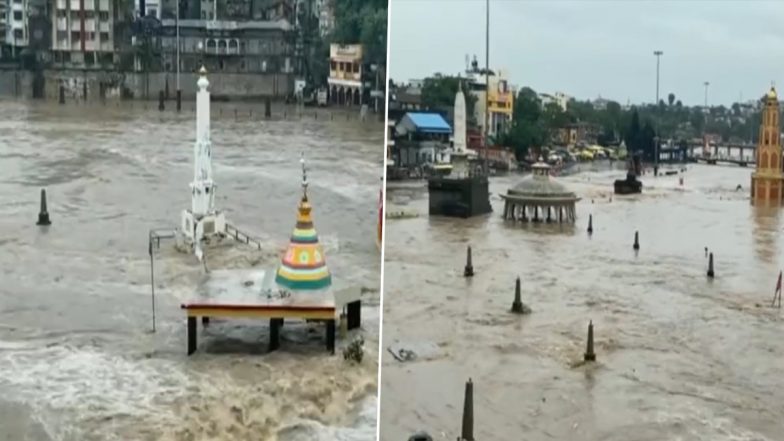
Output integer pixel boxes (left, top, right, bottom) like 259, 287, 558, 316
420, 75, 478, 124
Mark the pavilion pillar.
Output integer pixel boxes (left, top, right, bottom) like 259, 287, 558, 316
547, 207, 552, 223
559, 206, 563, 223
521, 205, 526, 221
503, 201, 509, 219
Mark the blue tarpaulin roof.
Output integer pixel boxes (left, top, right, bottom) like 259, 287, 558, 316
405, 112, 452, 134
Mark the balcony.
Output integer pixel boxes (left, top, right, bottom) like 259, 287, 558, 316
56, 0, 67, 9
56, 17, 67, 31
99, 21, 110, 32
83, 0, 94, 10
83, 19, 95, 32
98, 0, 109, 11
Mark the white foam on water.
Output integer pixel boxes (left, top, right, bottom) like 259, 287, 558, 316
0, 343, 193, 440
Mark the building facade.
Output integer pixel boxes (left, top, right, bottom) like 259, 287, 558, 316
539, 91, 570, 111
5, 0, 27, 54
750, 87, 784, 205
327, 43, 362, 106
0, 0, 7, 49
157, 18, 292, 75
50, 0, 116, 68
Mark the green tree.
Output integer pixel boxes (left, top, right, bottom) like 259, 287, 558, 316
668, 93, 675, 106
497, 87, 546, 158
332, 0, 387, 65
420, 75, 478, 123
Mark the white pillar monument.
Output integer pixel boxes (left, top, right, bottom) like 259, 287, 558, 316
450, 82, 470, 177
181, 66, 226, 260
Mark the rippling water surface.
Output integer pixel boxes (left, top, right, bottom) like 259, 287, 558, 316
381, 164, 784, 441
0, 99, 383, 441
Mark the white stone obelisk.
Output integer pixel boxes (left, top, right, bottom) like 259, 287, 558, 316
181, 66, 225, 261
451, 82, 470, 177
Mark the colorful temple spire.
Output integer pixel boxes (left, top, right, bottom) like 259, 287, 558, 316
275, 154, 332, 290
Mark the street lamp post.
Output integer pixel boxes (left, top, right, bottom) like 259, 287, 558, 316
483, 0, 489, 174
176, 0, 181, 111
703, 81, 709, 108
653, 50, 663, 175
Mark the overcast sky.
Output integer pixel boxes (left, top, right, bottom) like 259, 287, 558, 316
388, 0, 784, 107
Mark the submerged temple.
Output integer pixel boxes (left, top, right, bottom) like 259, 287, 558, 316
751, 86, 784, 205
500, 159, 580, 223
275, 154, 332, 290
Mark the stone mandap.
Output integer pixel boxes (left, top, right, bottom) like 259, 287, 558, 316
500, 160, 580, 223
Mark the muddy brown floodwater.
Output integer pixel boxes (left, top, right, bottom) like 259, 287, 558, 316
0, 99, 383, 441
381, 164, 784, 441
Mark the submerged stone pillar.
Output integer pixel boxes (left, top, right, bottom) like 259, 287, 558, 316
584, 320, 596, 362
37, 188, 51, 226
464, 245, 474, 277
461, 378, 474, 441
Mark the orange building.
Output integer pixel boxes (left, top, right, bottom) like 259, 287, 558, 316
751, 87, 784, 205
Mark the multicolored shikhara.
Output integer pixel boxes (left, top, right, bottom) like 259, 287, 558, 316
275, 186, 332, 291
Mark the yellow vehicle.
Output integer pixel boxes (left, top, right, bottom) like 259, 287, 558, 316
578, 150, 595, 160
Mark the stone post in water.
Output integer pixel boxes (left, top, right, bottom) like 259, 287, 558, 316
464, 245, 474, 277
265, 97, 272, 118
37, 188, 51, 226
633, 231, 640, 250
158, 90, 165, 111
461, 378, 474, 441
584, 320, 596, 362
587, 214, 593, 234
511, 276, 529, 314
707, 252, 715, 278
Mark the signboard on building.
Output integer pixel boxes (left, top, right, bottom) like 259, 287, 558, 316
330, 43, 363, 61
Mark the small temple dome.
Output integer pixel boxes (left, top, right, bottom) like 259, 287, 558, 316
500, 157, 580, 223
766, 86, 777, 100
197, 66, 209, 90
275, 155, 332, 290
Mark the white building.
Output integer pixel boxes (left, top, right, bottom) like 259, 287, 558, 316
0, 0, 7, 45
5, 0, 27, 52
51, 0, 115, 67
539, 91, 571, 111
137, 0, 161, 18
315, 0, 333, 36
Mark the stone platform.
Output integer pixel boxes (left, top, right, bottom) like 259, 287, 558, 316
180, 269, 361, 355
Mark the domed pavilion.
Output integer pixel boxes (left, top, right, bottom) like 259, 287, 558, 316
500, 159, 580, 223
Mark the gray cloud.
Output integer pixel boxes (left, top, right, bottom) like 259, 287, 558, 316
389, 0, 784, 106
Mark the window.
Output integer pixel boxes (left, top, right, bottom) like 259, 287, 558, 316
13, 29, 23, 39
330, 60, 336, 70
84, 11, 95, 18
56, 10, 66, 17
87, 32, 95, 40
99, 11, 109, 20
71, 31, 80, 41
100, 32, 109, 41
56, 31, 67, 41
13, 11, 22, 20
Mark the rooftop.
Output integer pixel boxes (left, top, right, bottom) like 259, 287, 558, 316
404, 112, 451, 134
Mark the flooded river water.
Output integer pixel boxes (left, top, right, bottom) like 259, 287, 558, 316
381, 164, 784, 440
0, 99, 382, 440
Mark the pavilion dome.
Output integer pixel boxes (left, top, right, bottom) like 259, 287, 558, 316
507, 160, 577, 199
275, 156, 332, 291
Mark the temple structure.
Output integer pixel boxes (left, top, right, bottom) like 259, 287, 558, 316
500, 159, 580, 223
180, 66, 226, 261
180, 155, 362, 356
427, 83, 492, 218
275, 154, 333, 290
750, 86, 784, 205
